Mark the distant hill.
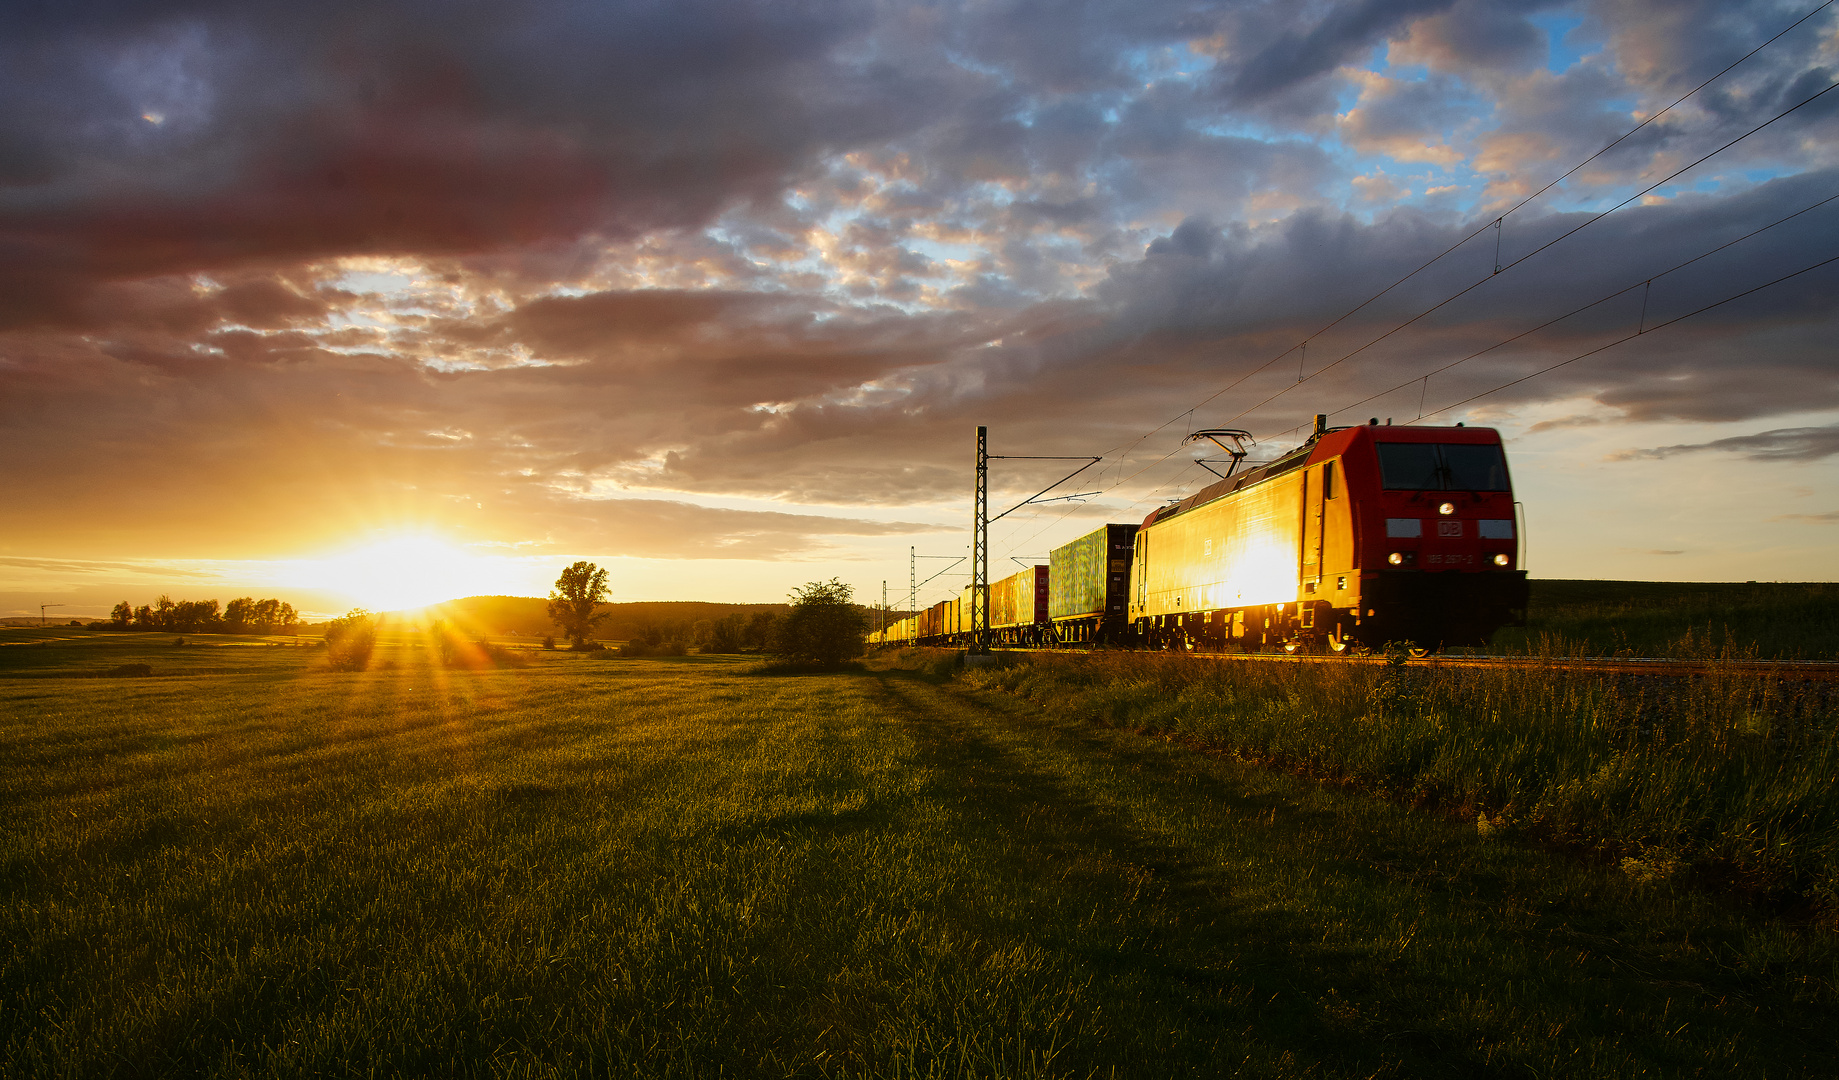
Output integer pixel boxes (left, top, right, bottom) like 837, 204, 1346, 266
372, 596, 791, 641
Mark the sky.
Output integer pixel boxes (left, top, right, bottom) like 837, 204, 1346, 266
2, 0, 1837, 620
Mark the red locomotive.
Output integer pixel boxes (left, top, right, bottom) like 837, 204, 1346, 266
1131, 415, 1527, 652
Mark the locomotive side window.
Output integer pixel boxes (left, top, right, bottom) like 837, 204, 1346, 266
1323, 459, 1337, 498
1377, 443, 1510, 491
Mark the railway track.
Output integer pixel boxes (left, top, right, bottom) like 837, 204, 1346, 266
987, 647, 1839, 681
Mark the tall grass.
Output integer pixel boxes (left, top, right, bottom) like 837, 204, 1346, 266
1491, 580, 1839, 659
959, 650, 1839, 913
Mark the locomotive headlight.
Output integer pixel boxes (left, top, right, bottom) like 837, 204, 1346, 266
1438, 502, 1456, 516
1493, 553, 1511, 566
1388, 552, 1404, 565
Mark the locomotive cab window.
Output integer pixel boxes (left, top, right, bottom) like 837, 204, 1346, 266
1442, 444, 1510, 490
1377, 443, 1509, 491
1322, 460, 1337, 498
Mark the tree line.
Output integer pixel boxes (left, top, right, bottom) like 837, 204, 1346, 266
105, 596, 299, 634
548, 561, 867, 664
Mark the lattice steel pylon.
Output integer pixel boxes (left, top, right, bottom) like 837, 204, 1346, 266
971, 426, 989, 653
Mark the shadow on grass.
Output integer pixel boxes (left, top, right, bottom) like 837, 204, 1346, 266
869, 670, 1413, 1075
867, 667, 1839, 1078
742, 658, 870, 676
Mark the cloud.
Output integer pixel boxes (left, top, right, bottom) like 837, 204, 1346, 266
1611, 423, 1839, 462
4, 0, 1839, 588
1525, 414, 1606, 434
0, 557, 221, 578
1220, 0, 1462, 103
1337, 70, 1473, 167
1770, 509, 1839, 522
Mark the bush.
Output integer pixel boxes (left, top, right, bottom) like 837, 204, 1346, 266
771, 579, 868, 667
542, 635, 556, 650
323, 609, 376, 671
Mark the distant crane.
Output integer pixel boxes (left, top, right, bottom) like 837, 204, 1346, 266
40, 603, 64, 627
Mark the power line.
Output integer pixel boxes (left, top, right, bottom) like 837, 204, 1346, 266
1221, 74, 1839, 432
1417, 250, 1839, 421
1111, 0, 1839, 458
1325, 187, 1839, 421
1000, 182, 1839, 567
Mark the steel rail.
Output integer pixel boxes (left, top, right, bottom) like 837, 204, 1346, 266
979, 647, 1839, 681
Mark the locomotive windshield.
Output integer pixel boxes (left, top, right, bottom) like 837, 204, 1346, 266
1377, 442, 1510, 491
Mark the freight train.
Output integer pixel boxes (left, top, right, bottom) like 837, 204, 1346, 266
869, 417, 1529, 654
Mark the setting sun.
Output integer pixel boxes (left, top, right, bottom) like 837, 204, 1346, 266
303, 536, 505, 613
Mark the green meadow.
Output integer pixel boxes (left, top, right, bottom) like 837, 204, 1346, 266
1490, 579, 1839, 660
1, 629, 1834, 1077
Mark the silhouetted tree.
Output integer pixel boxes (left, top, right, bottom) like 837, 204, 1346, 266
547, 561, 610, 648
697, 615, 744, 653
253, 598, 292, 632
109, 602, 132, 628
772, 579, 868, 666
171, 599, 220, 632
224, 597, 255, 633
745, 610, 780, 649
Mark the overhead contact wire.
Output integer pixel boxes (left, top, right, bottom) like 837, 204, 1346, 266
1325, 188, 1839, 419
1129, 0, 1838, 449
1226, 73, 1839, 432
1418, 251, 1839, 420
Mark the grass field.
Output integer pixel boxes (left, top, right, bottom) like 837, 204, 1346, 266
1490, 580, 1839, 660
2, 629, 1835, 1077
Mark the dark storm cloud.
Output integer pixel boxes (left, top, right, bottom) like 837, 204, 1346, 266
1391, 0, 1551, 74
1222, 0, 1460, 102
0, 0, 943, 326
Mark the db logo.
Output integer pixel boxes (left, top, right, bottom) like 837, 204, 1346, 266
1437, 521, 1464, 537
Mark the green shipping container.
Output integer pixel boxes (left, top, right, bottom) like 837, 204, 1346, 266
1049, 523, 1139, 621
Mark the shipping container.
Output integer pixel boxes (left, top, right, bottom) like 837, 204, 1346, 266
1049, 523, 1139, 643
988, 566, 1047, 629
